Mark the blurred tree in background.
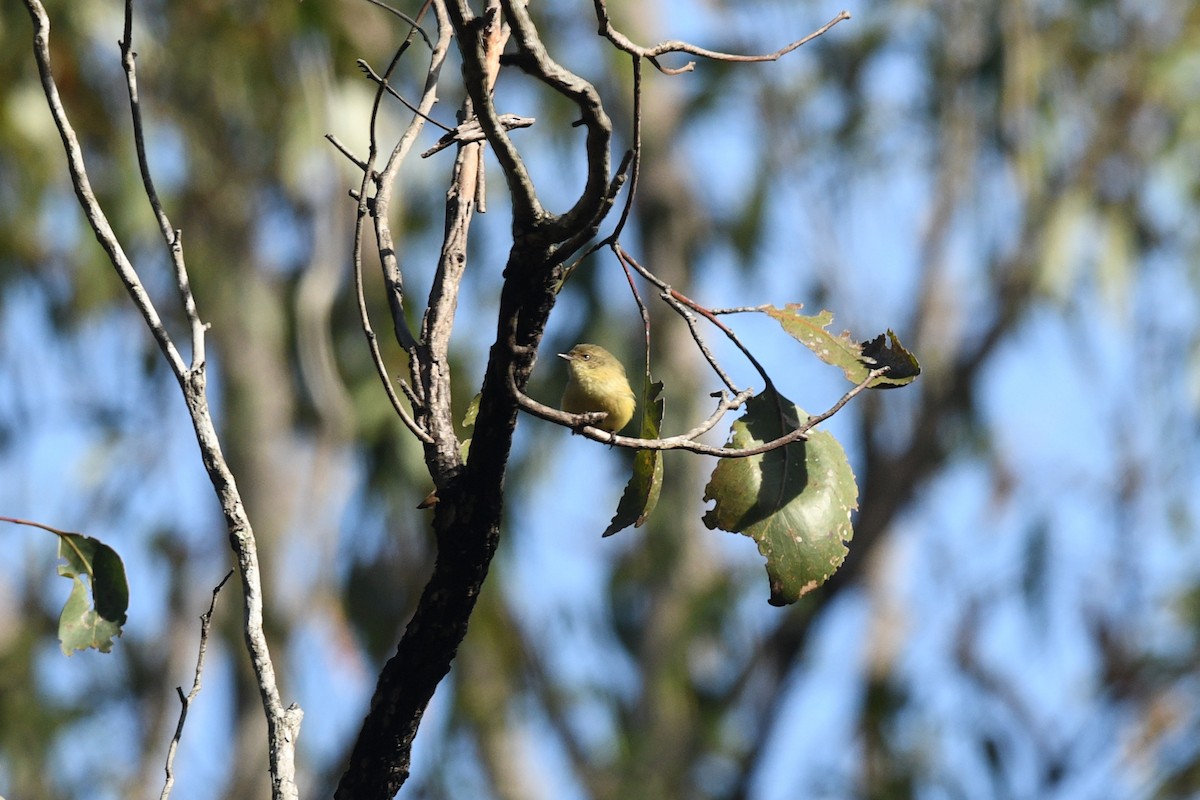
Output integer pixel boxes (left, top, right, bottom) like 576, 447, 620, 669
2, 0, 1199, 799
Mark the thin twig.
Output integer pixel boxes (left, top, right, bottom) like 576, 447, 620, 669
368, 0, 444, 375
420, 113, 535, 157
594, 4, 851, 76
614, 246, 747, 392
608, 55, 643, 242
668, 286, 772, 385
160, 570, 234, 800
324, 133, 369, 173
361, 0, 433, 48
0, 516, 96, 571
663, 290, 743, 392
559, 143, 635, 281
0, 515, 76, 537
615, 246, 773, 389
619, 247, 653, 387
120, 2, 206, 369
556, 149, 632, 270
355, 59, 453, 132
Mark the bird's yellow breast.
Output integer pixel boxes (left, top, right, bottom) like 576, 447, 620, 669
562, 361, 636, 432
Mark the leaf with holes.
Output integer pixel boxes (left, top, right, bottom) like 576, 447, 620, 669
702, 388, 857, 605
859, 330, 921, 387
761, 304, 919, 388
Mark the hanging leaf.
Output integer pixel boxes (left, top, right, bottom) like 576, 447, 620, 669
603, 379, 665, 537
57, 533, 129, 655
760, 304, 920, 388
702, 388, 857, 605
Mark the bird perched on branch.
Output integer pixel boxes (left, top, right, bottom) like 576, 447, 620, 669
559, 344, 637, 433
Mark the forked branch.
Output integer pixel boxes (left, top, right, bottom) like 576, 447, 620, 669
22, 2, 301, 797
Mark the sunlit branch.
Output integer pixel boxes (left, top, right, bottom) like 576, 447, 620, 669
414, 0, 512, 469
709, 304, 769, 315
23, 2, 302, 797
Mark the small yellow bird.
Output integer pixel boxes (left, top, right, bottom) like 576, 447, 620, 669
559, 343, 637, 433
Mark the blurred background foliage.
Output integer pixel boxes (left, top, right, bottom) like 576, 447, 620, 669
2, 0, 1200, 798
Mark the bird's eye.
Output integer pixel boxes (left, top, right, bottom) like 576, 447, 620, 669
581, 353, 591, 360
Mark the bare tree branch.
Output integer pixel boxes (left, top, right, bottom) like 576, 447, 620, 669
593, 3, 851, 75
23, 0, 186, 377
515, 369, 884, 456
325, 133, 370, 173
344, 0, 445, 445
442, 0, 543, 225
420, 113, 535, 157
22, 3, 302, 796
355, 57, 453, 132
615, 245, 771, 391
336, 0, 628, 792
502, 0, 617, 247
120, 1, 205, 368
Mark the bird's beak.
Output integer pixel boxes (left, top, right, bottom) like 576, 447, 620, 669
557, 352, 572, 361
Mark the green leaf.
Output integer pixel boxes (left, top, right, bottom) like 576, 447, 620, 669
462, 392, 481, 430
761, 304, 920, 388
603, 379, 665, 537
702, 388, 858, 605
762, 304, 860, 374
460, 392, 481, 462
57, 533, 129, 655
